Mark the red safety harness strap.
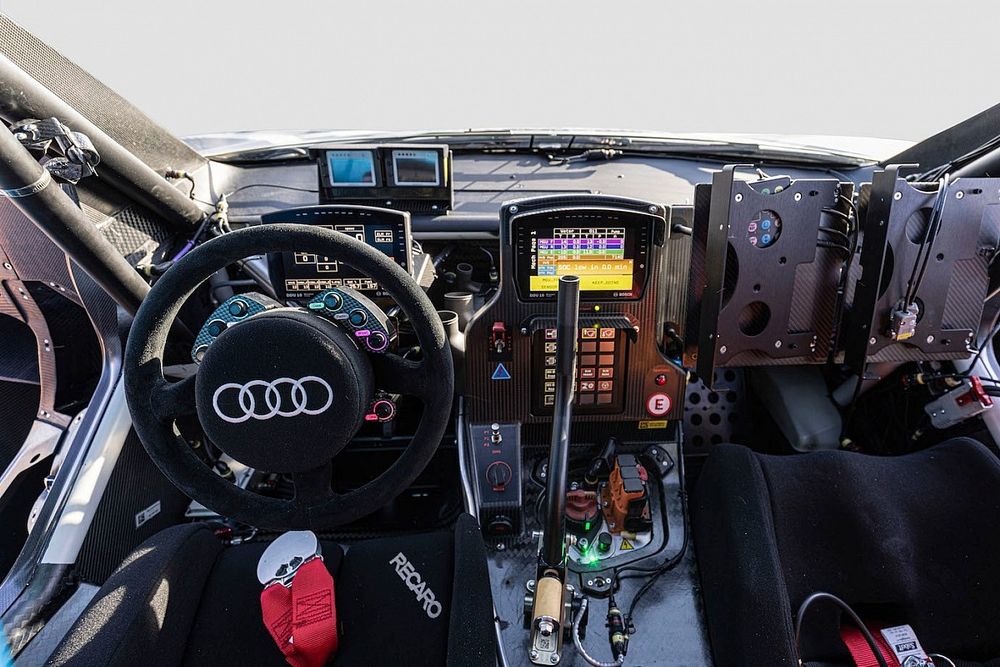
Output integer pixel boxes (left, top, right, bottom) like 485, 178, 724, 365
840, 624, 900, 667
261, 558, 338, 667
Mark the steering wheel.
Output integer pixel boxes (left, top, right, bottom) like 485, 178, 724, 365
124, 224, 454, 529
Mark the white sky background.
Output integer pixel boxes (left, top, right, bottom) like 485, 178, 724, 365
0, 0, 996, 142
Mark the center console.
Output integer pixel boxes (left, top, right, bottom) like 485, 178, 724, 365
462, 194, 687, 556
464, 195, 684, 428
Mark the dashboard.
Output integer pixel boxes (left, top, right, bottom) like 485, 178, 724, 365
200, 149, 1000, 546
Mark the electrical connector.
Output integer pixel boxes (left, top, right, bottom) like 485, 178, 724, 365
889, 302, 920, 341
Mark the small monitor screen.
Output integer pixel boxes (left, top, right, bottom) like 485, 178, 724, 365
513, 213, 651, 301
327, 150, 377, 187
391, 149, 440, 186
263, 207, 411, 303
530, 227, 633, 293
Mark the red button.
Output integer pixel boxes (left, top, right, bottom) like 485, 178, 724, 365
655, 374, 667, 386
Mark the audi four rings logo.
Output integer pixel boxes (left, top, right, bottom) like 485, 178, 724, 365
212, 376, 334, 424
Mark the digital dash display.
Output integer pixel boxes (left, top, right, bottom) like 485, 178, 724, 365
513, 212, 652, 301
263, 206, 412, 304
530, 228, 633, 292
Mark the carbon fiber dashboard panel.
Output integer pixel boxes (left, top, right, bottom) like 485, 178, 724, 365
86, 202, 173, 266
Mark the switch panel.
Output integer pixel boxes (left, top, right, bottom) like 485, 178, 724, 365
468, 421, 522, 539
532, 325, 627, 415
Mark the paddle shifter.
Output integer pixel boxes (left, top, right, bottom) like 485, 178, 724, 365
526, 275, 584, 665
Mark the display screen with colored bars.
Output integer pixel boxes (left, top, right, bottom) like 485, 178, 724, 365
529, 228, 634, 292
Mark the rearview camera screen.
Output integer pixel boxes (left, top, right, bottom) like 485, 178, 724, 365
327, 150, 377, 186
391, 149, 440, 186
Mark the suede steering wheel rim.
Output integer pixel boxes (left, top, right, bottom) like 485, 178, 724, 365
124, 223, 454, 529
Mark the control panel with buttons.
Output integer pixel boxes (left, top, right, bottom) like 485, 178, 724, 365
191, 293, 280, 362
468, 421, 522, 539
191, 287, 396, 363
532, 325, 627, 415
306, 287, 396, 353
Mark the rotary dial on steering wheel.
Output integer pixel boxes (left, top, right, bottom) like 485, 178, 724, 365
123, 224, 454, 529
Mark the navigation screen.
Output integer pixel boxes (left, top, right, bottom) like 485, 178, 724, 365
513, 213, 651, 301
327, 150, 377, 186
263, 206, 411, 303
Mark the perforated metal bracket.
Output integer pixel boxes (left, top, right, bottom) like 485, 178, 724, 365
845, 166, 1000, 367
695, 165, 847, 385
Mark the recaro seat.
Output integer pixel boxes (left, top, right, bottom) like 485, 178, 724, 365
47, 514, 495, 666
692, 437, 1000, 667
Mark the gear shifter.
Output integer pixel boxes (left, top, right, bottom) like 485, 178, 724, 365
527, 275, 581, 665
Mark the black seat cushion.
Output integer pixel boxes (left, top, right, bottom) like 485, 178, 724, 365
48, 514, 494, 667
693, 437, 1000, 667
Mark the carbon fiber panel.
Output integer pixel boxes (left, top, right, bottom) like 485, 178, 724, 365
74, 430, 192, 584
0, 379, 39, 473
464, 195, 686, 429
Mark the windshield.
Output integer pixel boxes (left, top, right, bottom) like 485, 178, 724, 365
2, 0, 995, 152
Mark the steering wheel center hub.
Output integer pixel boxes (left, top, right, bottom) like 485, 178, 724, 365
195, 310, 373, 473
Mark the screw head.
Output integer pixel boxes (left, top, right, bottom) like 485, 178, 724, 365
869, 337, 877, 345
894, 192, 902, 200
735, 193, 743, 202
529, 650, 538, 660
550, 654, 560, 664
956, 190, 964, 199
794, 193, 802, 201
774, 340, 782, 348
648, 205, 658, 214
719, 345, 727, 354
2, 262, 11, 270
509, 205, 519, 214
926, 335, 935, 344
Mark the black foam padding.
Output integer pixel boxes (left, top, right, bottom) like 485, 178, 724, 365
445, 514, 497, 667
693, 439, 1000, 666
124, 223, 454, 529
49, 524, 224, 667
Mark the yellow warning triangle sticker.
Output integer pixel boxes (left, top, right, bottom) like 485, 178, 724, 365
620, 538, 634, 551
